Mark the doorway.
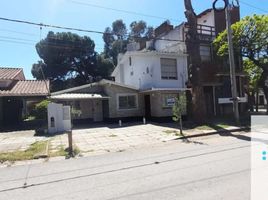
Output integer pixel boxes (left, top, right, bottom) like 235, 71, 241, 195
144, 95, 151, 118
3, 97, 23, 125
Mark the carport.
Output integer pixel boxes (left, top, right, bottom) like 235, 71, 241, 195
50, 93, 110, 122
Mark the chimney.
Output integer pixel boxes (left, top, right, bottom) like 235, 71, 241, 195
154, 21, 173, 37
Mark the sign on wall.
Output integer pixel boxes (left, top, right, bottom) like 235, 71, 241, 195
166, 97, 176, 106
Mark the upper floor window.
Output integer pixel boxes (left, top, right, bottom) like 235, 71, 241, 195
160, 58, 178, 80
200, 45, 211, 61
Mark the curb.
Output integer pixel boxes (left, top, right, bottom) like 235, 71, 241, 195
175, 127, 250, 140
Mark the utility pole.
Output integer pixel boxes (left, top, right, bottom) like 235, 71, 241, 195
225, 0, 240, 124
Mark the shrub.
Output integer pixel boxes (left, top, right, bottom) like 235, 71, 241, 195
31, 100, 51, 120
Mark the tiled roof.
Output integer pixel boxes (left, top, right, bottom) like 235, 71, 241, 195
0, 80, 50, 96
0, 68, 24, 80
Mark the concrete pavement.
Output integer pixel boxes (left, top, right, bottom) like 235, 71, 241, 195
0, 122, 243, 159
0, 132, 251, 200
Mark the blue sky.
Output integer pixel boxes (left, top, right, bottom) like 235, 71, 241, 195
0, 0, 267, 79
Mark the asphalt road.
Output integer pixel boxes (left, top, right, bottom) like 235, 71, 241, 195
0, 132, 251, 200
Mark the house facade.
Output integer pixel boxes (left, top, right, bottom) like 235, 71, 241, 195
0, 67, 49, 126
50, 80, 145, 123
190, 7, 248, 116
50, 7, 248, 123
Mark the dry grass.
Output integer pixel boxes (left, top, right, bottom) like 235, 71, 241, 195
0, 141, 48, 163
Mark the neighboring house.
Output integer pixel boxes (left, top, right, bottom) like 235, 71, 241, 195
153, 7, 247, 116
50, 79, 144, 123
0, 67, 49, 126
189, 7, 248, 116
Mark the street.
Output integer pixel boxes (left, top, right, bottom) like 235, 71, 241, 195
0, 132, 251, 200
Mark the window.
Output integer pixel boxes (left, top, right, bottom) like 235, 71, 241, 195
200, 45, 211, 61
160, 58, 177, 80
129, 57, 132, 66
118, 94, 137, 110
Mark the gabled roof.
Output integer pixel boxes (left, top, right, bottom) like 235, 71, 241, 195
0, 80, 50, 96
51, 79, 138, 96
197, 8, 213, 18
0, 67, 25, 80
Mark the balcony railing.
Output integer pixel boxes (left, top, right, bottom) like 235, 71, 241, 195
184, 24, 216, 42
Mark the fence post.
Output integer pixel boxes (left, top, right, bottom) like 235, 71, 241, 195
68, 130, 73, 156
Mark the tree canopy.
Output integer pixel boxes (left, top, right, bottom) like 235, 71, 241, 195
32, 31, 114, 91
214, 14, 268, 112
243, 59, 262, 95
103, 20, 154, 65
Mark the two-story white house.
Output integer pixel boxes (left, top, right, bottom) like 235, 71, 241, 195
111, 21, 188, 120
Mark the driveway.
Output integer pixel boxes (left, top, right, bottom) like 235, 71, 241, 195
0, 123, 181, 156
54, 123, 180, 155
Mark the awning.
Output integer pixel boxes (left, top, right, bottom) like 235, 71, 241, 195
140, 88, 190, 93
50, 93, 110, 100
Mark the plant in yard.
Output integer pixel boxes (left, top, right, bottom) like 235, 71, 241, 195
31, 99, 51, 120
172, 93, 187, 134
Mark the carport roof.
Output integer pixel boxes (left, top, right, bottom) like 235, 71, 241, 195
50, 93, 110, 100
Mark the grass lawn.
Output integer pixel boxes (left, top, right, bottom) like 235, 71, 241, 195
49, 145, 80, 158
0, 141, 81, 163
0, 141, 48, 163
163, 130, 183, 136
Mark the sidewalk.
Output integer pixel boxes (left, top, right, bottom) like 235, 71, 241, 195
0, 122, 249, 166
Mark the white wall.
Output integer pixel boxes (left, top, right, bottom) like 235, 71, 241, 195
114, 53, 188, 90
154, 26, 186, 52
197, 10, 215, 27
48, 103, 71, 134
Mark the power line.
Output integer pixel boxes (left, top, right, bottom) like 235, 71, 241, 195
0, 16, 185, 42
0, 38, 105, 51
239, 0, 268, 13
0, 34, 104, 48
0, 35, 37, 42
68, 0, 182, 23
0, 39, 34, 46
0, 28, 38, 36
0, 17, 105, 35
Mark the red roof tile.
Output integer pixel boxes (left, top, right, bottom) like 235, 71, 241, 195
0, 80, 50, 96
0, 68, 25, 80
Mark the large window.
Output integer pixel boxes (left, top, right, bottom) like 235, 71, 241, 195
160, 58, 178, 80
118, 94, 137, 110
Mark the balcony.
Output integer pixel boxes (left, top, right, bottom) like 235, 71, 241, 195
184, 24, 216, 43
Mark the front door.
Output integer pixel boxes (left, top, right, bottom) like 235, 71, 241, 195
144, 95, 151, 118
204, 87, 214, 116
92, 99, 103, 122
